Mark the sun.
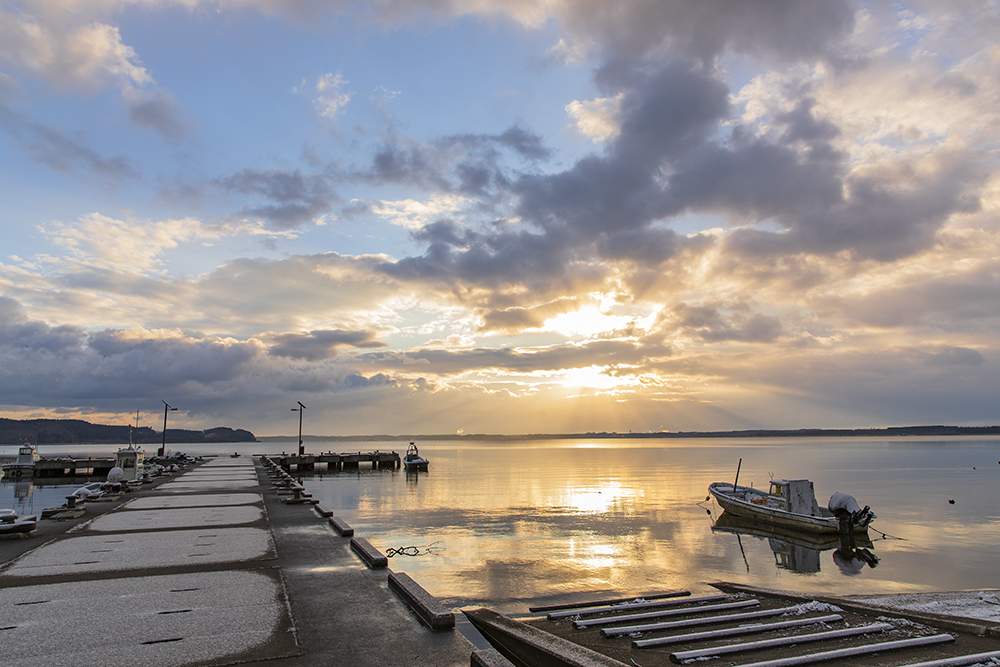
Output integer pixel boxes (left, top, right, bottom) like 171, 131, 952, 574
544, 305, 631, 338
557, 365, 639, 392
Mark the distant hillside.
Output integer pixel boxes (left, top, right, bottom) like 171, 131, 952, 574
0, 418, 256, 445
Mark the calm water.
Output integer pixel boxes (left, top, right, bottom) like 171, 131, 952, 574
3, 437, 998, 613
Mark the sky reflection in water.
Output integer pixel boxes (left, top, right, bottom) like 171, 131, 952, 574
291, 438, 1000, 611
3, 437, 998, 613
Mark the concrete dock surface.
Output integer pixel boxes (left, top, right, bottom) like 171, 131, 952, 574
0, 456, 474, 667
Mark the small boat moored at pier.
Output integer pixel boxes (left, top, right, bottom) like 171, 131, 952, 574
709, 477, 875, 535
402, 442, 429, 471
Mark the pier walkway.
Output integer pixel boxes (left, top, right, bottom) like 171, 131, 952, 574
0, 456, 475, 667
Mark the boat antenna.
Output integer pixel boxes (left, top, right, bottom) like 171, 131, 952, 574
732, 458, 742, 492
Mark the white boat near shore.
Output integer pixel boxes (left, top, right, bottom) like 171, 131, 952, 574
708, 478, 876, 535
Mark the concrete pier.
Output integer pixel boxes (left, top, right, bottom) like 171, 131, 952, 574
269, 450, 401, 471
0, 455, 473, 666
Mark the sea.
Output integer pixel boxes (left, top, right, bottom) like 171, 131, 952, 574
2, 436, 998, 614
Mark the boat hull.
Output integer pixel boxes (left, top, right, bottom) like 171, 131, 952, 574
709, 482, 844, 534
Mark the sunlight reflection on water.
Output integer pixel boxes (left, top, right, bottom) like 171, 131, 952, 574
3, 437, 998, 613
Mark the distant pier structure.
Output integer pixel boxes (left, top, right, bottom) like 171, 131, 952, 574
32, 457, 117, 478
268, 450, 400, 471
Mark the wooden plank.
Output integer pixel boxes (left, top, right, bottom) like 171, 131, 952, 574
896, 650, 1000, 667
603, 605, 808, 638
632, 614, 843, 648
729, 634, 955, 667
548, 594, 723, 620
669, 623, 892, 663
529, 590, 690, 613
575, 599, 759, 629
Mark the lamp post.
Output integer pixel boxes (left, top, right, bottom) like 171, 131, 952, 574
160, 400, 178, 457
292, 402, 306, 456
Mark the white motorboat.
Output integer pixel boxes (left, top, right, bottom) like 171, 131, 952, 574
1, 443, 39, 477
402, 442, 429, 470
708, 478, 875, 535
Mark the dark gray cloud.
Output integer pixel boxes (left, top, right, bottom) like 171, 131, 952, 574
673, 304, 783, 343
0, 296, 84, 354
343, 372, 397, 388
477, 297, 583, 334
268, 329, 387, 361
127, 90, 197, 144
830, 265, 1000, 329
361, 123, 548, 197
215, 168, 338, 228
922, 346, 985, 367
380, 64, 731, 292
0, 300, 261, 406
355, 338, 667, 376
0, 106, 141, 181
554, 0, 857, 65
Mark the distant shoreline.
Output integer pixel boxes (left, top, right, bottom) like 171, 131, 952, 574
3, 419, 998, 446
257, 424, 1000, 442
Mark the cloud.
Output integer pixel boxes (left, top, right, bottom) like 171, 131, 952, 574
0, 15, 150, 92
368, 194, 473, 230
39, 214, 218, 272
124, 88, 197, 143
0, 106, 141, 181
672, 304, 783, 343
540, 0, 857, 65
0, 6, 193, 143
361, 124, 549, 197
566, 93, 624, 142
0, 304, 263, 406
215, 168, 338, 228
354, 338, 661, 377
313, 71, 352, 119
267, 329, 387, 360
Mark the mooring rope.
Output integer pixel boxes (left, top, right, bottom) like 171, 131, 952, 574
386, 541, 444, 557
868, 526, 906, 541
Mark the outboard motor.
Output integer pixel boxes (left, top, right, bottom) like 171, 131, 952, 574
828, 491, 876, 530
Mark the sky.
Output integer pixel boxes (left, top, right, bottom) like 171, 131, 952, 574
1, 1, 999, 437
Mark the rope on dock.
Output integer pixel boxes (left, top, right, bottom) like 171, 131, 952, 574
386, 541, 443, 557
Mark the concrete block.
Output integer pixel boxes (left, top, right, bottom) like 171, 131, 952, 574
471, 648, 515, 667
388, 571, 455, 631
329, 516, 354, 536
314, 504, 334, 517
350, 537, 387, 568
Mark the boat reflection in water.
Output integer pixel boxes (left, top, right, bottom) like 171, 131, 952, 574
712, 511, 880, 575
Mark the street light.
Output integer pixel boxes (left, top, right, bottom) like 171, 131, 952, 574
291, 402, 306, 456
160, 400, 178, 457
